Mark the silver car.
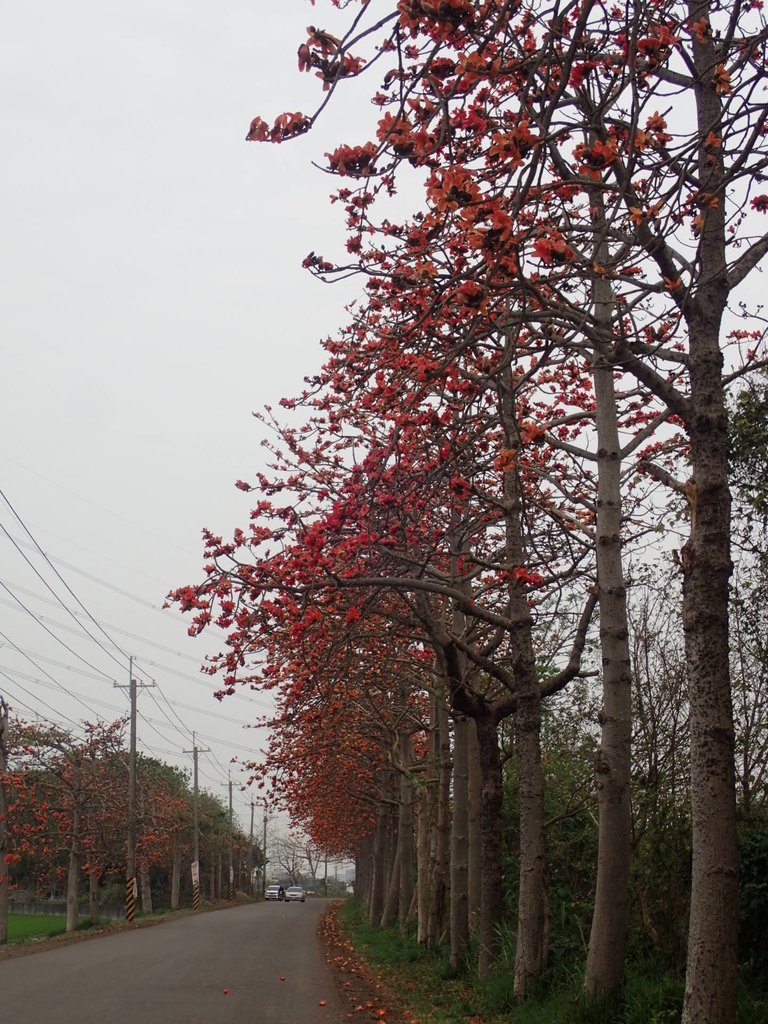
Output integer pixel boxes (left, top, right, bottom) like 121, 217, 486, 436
284, 886, 306, 903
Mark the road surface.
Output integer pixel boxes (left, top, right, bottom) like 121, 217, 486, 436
0, 899, 345, 1023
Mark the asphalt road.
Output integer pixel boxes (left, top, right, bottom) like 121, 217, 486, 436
0, 899, 346, 1024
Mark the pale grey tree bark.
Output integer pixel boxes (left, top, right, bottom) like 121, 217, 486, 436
368, 794, 389, 926
584, 244, 633, 999
449, 714, 470, 970
140, 857, 153, 914
416, 785, 432, 944
380, 834, 400, 928
467, 719, 482, 937
66, 801, 81, 933
514, 692, 549, 997
427, 693, 450, 948
397, 731, 414, 934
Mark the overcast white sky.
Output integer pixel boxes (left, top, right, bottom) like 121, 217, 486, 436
1, 2, 369, 834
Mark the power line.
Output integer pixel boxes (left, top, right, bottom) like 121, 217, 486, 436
0, 663, 265, 758
0, 629, 103, 720
0, 669, 84, 731
0, 488, 264, 788
2, 531, 185, 616
2, 491, 208, 761
0, 581, 118, 683
0, 587, 271, 712
0, 492, 130, 670
0, 584, 201, 662
1, 645, 116, 685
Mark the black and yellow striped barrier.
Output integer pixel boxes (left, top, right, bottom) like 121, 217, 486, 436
126, 877, 136, 923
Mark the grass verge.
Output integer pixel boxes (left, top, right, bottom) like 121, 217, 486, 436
7, 914, 73, 941
336, 902, 768, 1024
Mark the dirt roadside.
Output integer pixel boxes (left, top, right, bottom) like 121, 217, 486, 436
319, 903, 414, 1024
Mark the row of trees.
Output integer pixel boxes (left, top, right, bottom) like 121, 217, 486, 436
269, 831, 343, 890
0, 709, 260, 940
172, 3, 767, 1023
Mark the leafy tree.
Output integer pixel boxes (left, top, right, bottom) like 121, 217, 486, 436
135, 5, 768, 1022
8, 719, 125, 931
0, 697, 9, 944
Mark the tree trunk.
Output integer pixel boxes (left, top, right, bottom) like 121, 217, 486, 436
398, 732, 414, 934
368, 790, 390, 926
514, 692, 549, 997
501, 445, 550, 997
680, 12, 738, 1019
680, 319, 737, 1024
584, 258, 633, 999
467, 717, 482, 937
171, 835, 182, 910
380, 836, 401, 929
474, 711, 504, 979
427, 694, 451, 948
88, 866, 101, 924
140, 858, 153, 914
66, 803, 81, 933
416, 785, 432, 944
450, 714, 471, 970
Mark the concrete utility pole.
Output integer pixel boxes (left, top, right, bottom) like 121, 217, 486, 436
249, 801, 255, 896
114, 657, 154, 923
221, 773, 234, 900
183, 733, 209, 910
127, 668, 137, 908
262, 808, 268, 895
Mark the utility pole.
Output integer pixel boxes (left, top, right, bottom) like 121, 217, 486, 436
183, 732, 209, 910
262, 808, 268, 896
114, 657, 154, 924
221, 773, 234, 900
249, 801, 255, 896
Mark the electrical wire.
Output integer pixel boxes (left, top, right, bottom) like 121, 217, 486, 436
0, 487, 267, 804
0, 581, 118, 682
0, 584, 201, 662
0, 588, 271, 710
3, 530, 187, 617
0, 494, 131, 671
0, 668, 84, 731
0, 629, 103, 720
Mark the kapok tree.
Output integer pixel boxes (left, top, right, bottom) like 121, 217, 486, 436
134, 757, 192, 913
9, 718, 126, 932
234, 168, 672, 989
172, 288, 606, 986
244, 3, 768, 1018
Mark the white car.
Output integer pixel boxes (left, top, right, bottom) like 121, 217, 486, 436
284, 886, 306, 903
264, 885, 284, 901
